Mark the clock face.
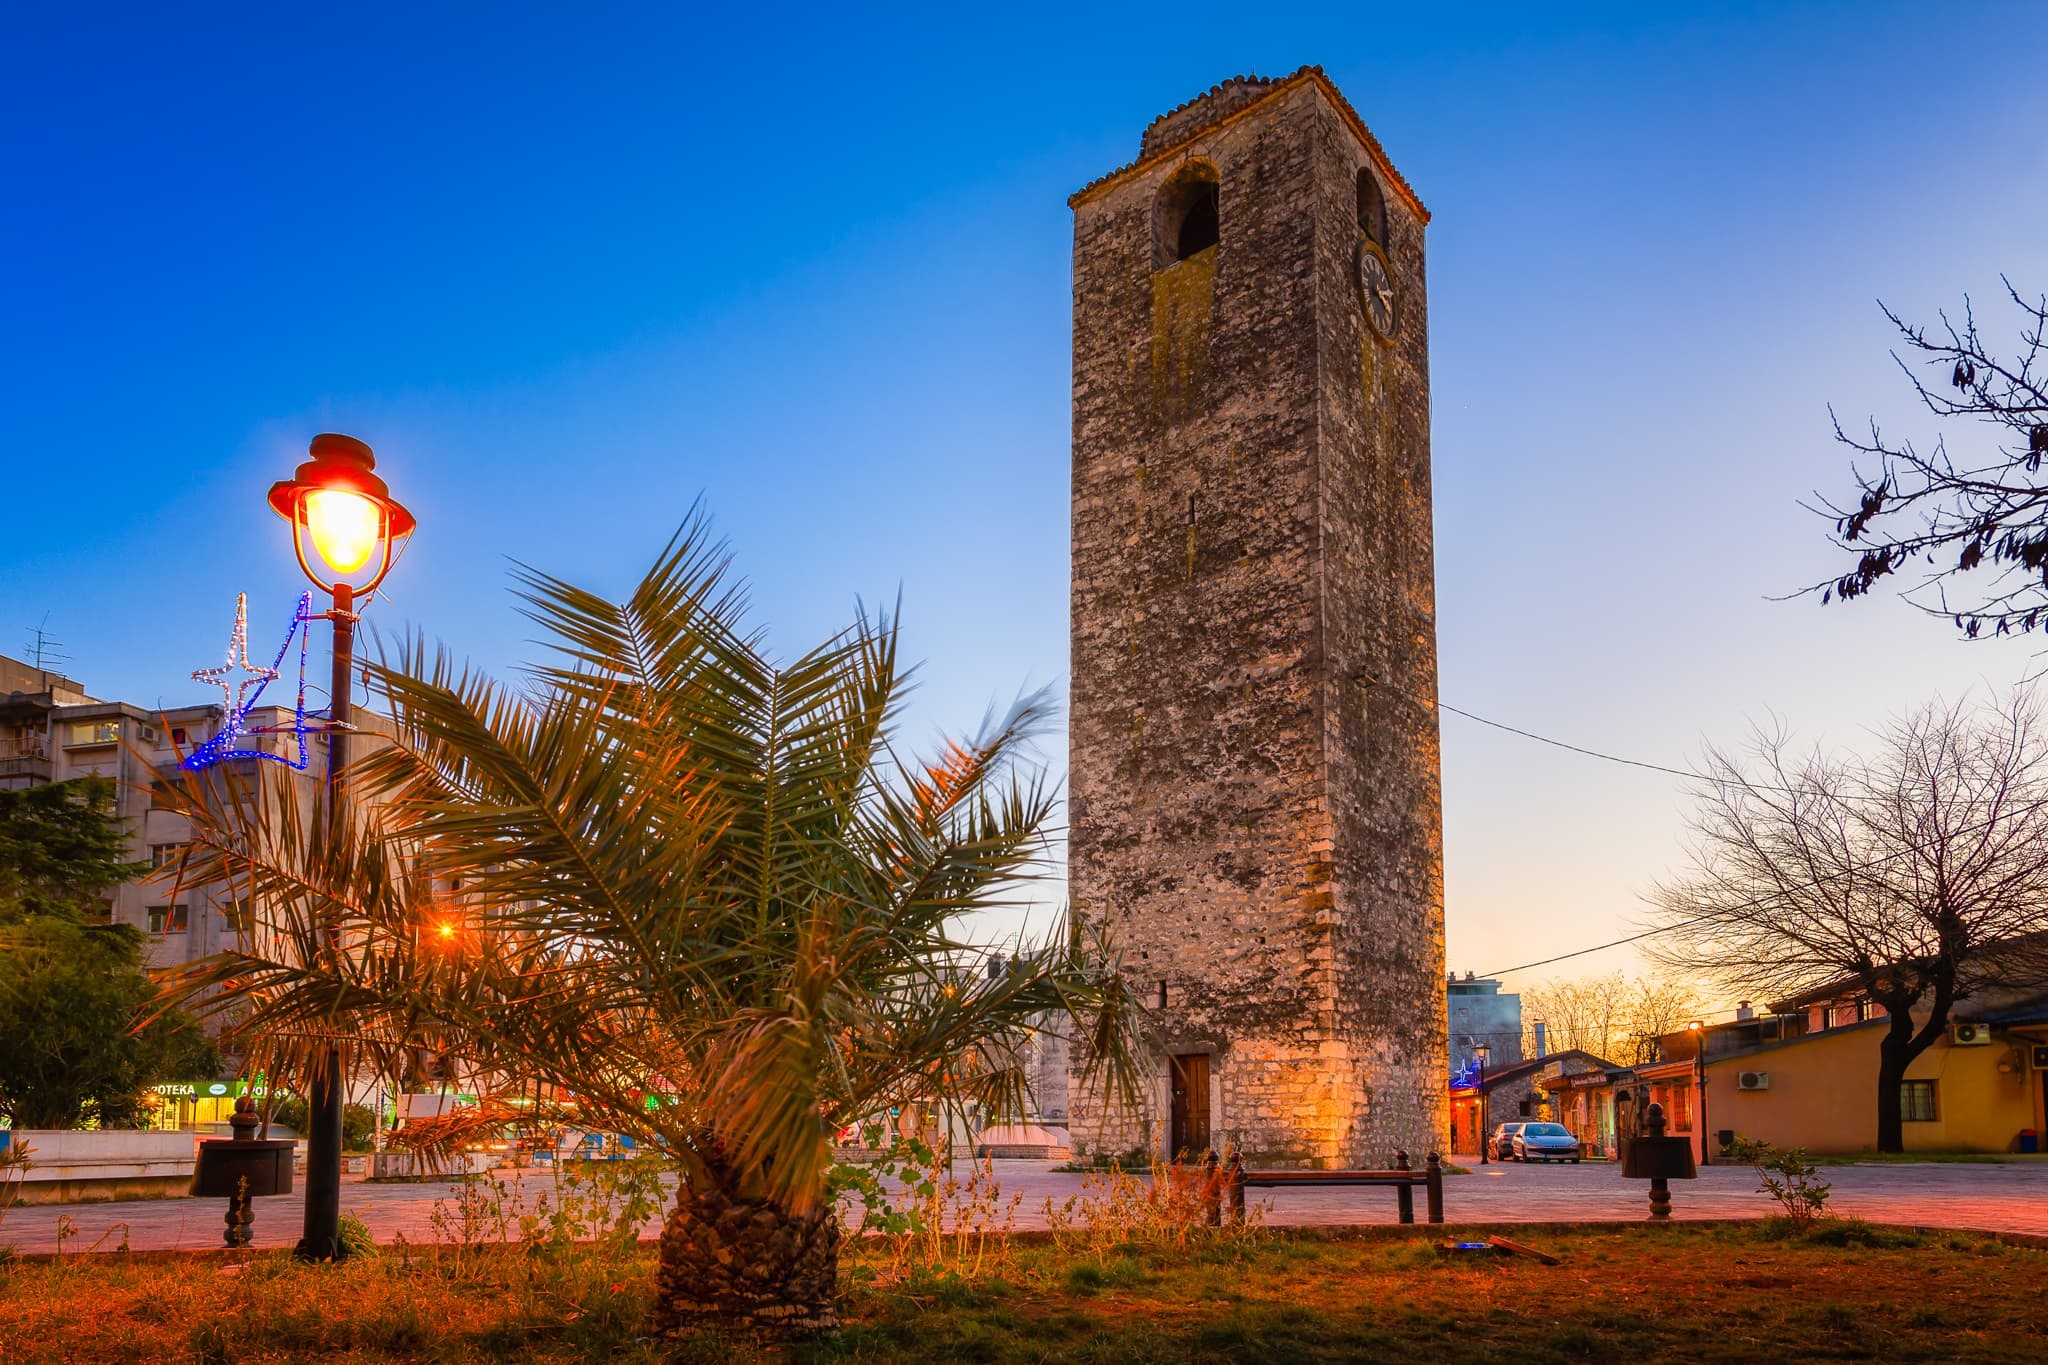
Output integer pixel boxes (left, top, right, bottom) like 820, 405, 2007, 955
1357, 242, 1396, 340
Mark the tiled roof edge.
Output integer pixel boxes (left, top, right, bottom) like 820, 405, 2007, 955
1068, 65, 1429, 223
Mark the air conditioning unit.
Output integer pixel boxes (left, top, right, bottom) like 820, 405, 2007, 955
1737, 1071, 1770, 1091
2029, 1044, 2048, 1072
140, 726, 158, 742
1951, 1023, 1992, 1046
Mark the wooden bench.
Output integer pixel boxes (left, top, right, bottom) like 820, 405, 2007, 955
1207, 1149, 1445, 1225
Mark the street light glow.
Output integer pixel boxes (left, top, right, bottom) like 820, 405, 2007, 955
304, 488, 383, 575
267, 434, 415, 597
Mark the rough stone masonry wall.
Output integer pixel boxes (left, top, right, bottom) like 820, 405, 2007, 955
1067, 77, 1446, 1166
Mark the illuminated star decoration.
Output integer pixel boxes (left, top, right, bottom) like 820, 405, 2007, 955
182, 592, 319, 772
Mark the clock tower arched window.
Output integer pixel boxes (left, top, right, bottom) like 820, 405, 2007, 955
1153, 163, 1221, 269
1356, 167, 1387, 248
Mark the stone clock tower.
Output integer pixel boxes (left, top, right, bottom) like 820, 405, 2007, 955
1067, 68, 1447, 1166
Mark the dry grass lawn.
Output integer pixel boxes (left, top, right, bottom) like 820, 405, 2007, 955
0, 1221, 2040, 1362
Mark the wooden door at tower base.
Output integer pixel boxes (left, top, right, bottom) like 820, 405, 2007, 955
1169, 1053, 1211, 1158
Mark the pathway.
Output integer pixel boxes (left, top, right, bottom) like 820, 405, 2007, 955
8, 1154, 2047, 1255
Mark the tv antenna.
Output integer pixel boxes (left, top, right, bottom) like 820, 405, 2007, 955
23, 615, 71, 677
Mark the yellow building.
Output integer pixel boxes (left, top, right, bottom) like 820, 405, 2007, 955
1544, 986, 2048, 1160
1702, 1009, 2046, 1156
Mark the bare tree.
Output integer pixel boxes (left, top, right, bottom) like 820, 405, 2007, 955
1520, 971, 1702, 1066
1811, 281, 2048, 636
1648, 692, 2048, 1151
1619, 974, 1705, 1065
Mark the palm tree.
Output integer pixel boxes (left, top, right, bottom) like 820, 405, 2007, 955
162, 518, 1140, 1337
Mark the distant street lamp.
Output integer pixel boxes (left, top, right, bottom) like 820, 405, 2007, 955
268, 433, 414, 1261
1473, 1043, 1491, 1164
1687, 1019, 1710, 1167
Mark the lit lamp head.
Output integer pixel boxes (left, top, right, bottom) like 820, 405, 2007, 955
267, 434, 415, 596
1473, 1043, 1490, 1066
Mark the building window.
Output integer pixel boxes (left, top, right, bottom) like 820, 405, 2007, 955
1518, 1098, 1532, 1117
67, 720, 120, 747
1901, 1080, 1937, 1122
1356, 167, 1387, 247
147, 904, 189, 935
150, 843, 187, 871
1153, 163, 1221, 269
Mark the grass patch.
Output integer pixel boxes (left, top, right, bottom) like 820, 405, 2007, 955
0, 1223, 2044, 1361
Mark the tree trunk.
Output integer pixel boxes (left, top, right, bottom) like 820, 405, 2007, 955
651, 1166, 841, 1341
1875, 1022, 1910, 1154
1875, 970, 1955, 1153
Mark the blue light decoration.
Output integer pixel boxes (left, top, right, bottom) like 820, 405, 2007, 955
181, 591, 320, 772
1450, 1057, 1482, 1089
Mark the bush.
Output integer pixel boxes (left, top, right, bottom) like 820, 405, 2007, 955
265, 1098, 377, 1152
337, 1209, 377, 1259
1726, 1136, 1832, 1230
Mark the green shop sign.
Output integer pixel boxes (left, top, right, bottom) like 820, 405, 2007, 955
151, 1079, 282, 1100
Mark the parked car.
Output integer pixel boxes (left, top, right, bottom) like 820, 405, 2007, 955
1489, 1122, 1526, 1159
1511, 1122, 1582, 1163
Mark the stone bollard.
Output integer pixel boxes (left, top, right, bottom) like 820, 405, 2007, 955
193, 1097, 297, 1248
1619, 1101, 1697, 1220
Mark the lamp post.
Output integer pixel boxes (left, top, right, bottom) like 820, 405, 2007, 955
267, 433, 414, 1261
1687, 1019, 1710, 1167
1474, 1043, 1491, 1164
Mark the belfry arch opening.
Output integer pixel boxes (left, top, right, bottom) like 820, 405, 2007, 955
1154, 164, 1221, 269
1356, 167, 1387, 247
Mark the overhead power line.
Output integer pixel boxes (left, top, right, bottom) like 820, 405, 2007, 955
1481, 920, 1702, 978
1434, 699, 1709, 785
1367, 673, 1879, 801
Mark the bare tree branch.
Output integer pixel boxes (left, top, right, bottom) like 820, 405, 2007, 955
1804, 281, 2048, 636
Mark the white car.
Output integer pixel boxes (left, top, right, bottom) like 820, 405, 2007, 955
1510, 1122, 1582, 1163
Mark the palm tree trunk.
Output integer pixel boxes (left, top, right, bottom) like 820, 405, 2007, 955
651, 1162, 841, 1340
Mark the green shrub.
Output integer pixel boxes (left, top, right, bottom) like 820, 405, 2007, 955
337, 1209, 377, 1259
263, 1097, 376, 1152
1799, 1217, 1919, 1250
1726, 1136, 1831, 1230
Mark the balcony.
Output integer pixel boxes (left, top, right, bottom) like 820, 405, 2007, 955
0, 754, 53, 782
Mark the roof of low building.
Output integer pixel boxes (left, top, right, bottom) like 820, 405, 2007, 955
1767, 931, 2048, 1014
1961, 990, 2048, 1026
1460, 1049, 1615, 1093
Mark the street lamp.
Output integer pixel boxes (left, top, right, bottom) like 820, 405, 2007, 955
1473, 1043, 1491, 1164
1687, 1019, 1710, 1167
268, 433, 414, 1261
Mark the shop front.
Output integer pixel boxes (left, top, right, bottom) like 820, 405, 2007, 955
146, 1078, 284, 1132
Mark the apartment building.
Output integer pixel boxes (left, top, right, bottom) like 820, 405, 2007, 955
1, 649, 368, 971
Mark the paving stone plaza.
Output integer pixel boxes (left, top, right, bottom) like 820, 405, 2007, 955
10, 1157, 2046, 1256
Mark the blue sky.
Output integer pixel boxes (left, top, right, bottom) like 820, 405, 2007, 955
6, 4, 2046, 1000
